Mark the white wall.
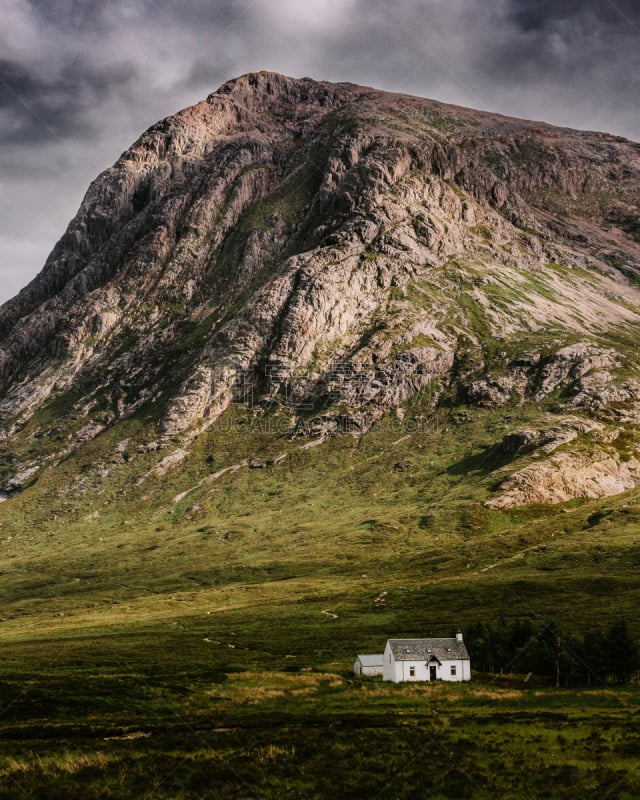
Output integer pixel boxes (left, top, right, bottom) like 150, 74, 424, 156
383, 642, 396, 681
354, 658, 383, 677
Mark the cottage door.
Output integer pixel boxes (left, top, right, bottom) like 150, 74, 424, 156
429, 665, 437, 681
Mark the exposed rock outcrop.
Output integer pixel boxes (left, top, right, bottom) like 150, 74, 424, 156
487, 451, 640, 509
500, 417, 603, 457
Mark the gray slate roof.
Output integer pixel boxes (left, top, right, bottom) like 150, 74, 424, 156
355, 654, 384, 666
387, 638, 469, 662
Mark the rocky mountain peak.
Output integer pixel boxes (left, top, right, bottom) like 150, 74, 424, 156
1, 73, 639, 508
214, 70, 358, 109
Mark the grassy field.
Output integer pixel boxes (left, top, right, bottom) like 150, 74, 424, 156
2, 653, 640, 799
2, 397, 640, 797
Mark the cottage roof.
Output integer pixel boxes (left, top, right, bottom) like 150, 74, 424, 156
356, 654, 384, 666
387, 638, 469, 661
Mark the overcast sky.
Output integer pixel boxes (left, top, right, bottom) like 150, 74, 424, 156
1, 0, 639, 305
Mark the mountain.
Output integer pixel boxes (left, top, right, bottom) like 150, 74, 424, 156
1, 71, 639, 512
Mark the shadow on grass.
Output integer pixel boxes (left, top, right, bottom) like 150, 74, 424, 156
446, 444, 513, 478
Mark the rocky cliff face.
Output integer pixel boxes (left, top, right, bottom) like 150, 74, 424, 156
1, 72, 640, 507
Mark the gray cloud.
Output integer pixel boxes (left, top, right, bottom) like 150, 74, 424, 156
0, 58, 140, 143
507, 0, 640, 31
1, 0, 639, 304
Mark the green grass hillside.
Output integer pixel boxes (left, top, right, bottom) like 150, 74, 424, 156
3, 396, 640, 642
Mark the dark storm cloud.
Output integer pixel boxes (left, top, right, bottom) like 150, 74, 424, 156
496, 0, 640, 79
473, 0, 640, 133
0, 58, 138, 143
508, 0, 640, 31
30, 0, 114, 30
1, 0, 639, 304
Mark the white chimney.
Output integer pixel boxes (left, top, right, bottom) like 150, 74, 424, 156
456, 631, 463, 642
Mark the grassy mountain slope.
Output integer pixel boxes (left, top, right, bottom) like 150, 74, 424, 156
2, 399, 640, 798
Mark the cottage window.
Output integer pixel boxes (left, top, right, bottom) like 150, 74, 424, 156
409, 666, 416, 677
450, 665, 457, 676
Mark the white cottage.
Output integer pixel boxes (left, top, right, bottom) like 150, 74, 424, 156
353, 654, 384, 677
382, 633, 471, 682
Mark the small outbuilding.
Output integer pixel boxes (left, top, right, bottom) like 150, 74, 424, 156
353, 653, 384, 677
382, 632, 470, 682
